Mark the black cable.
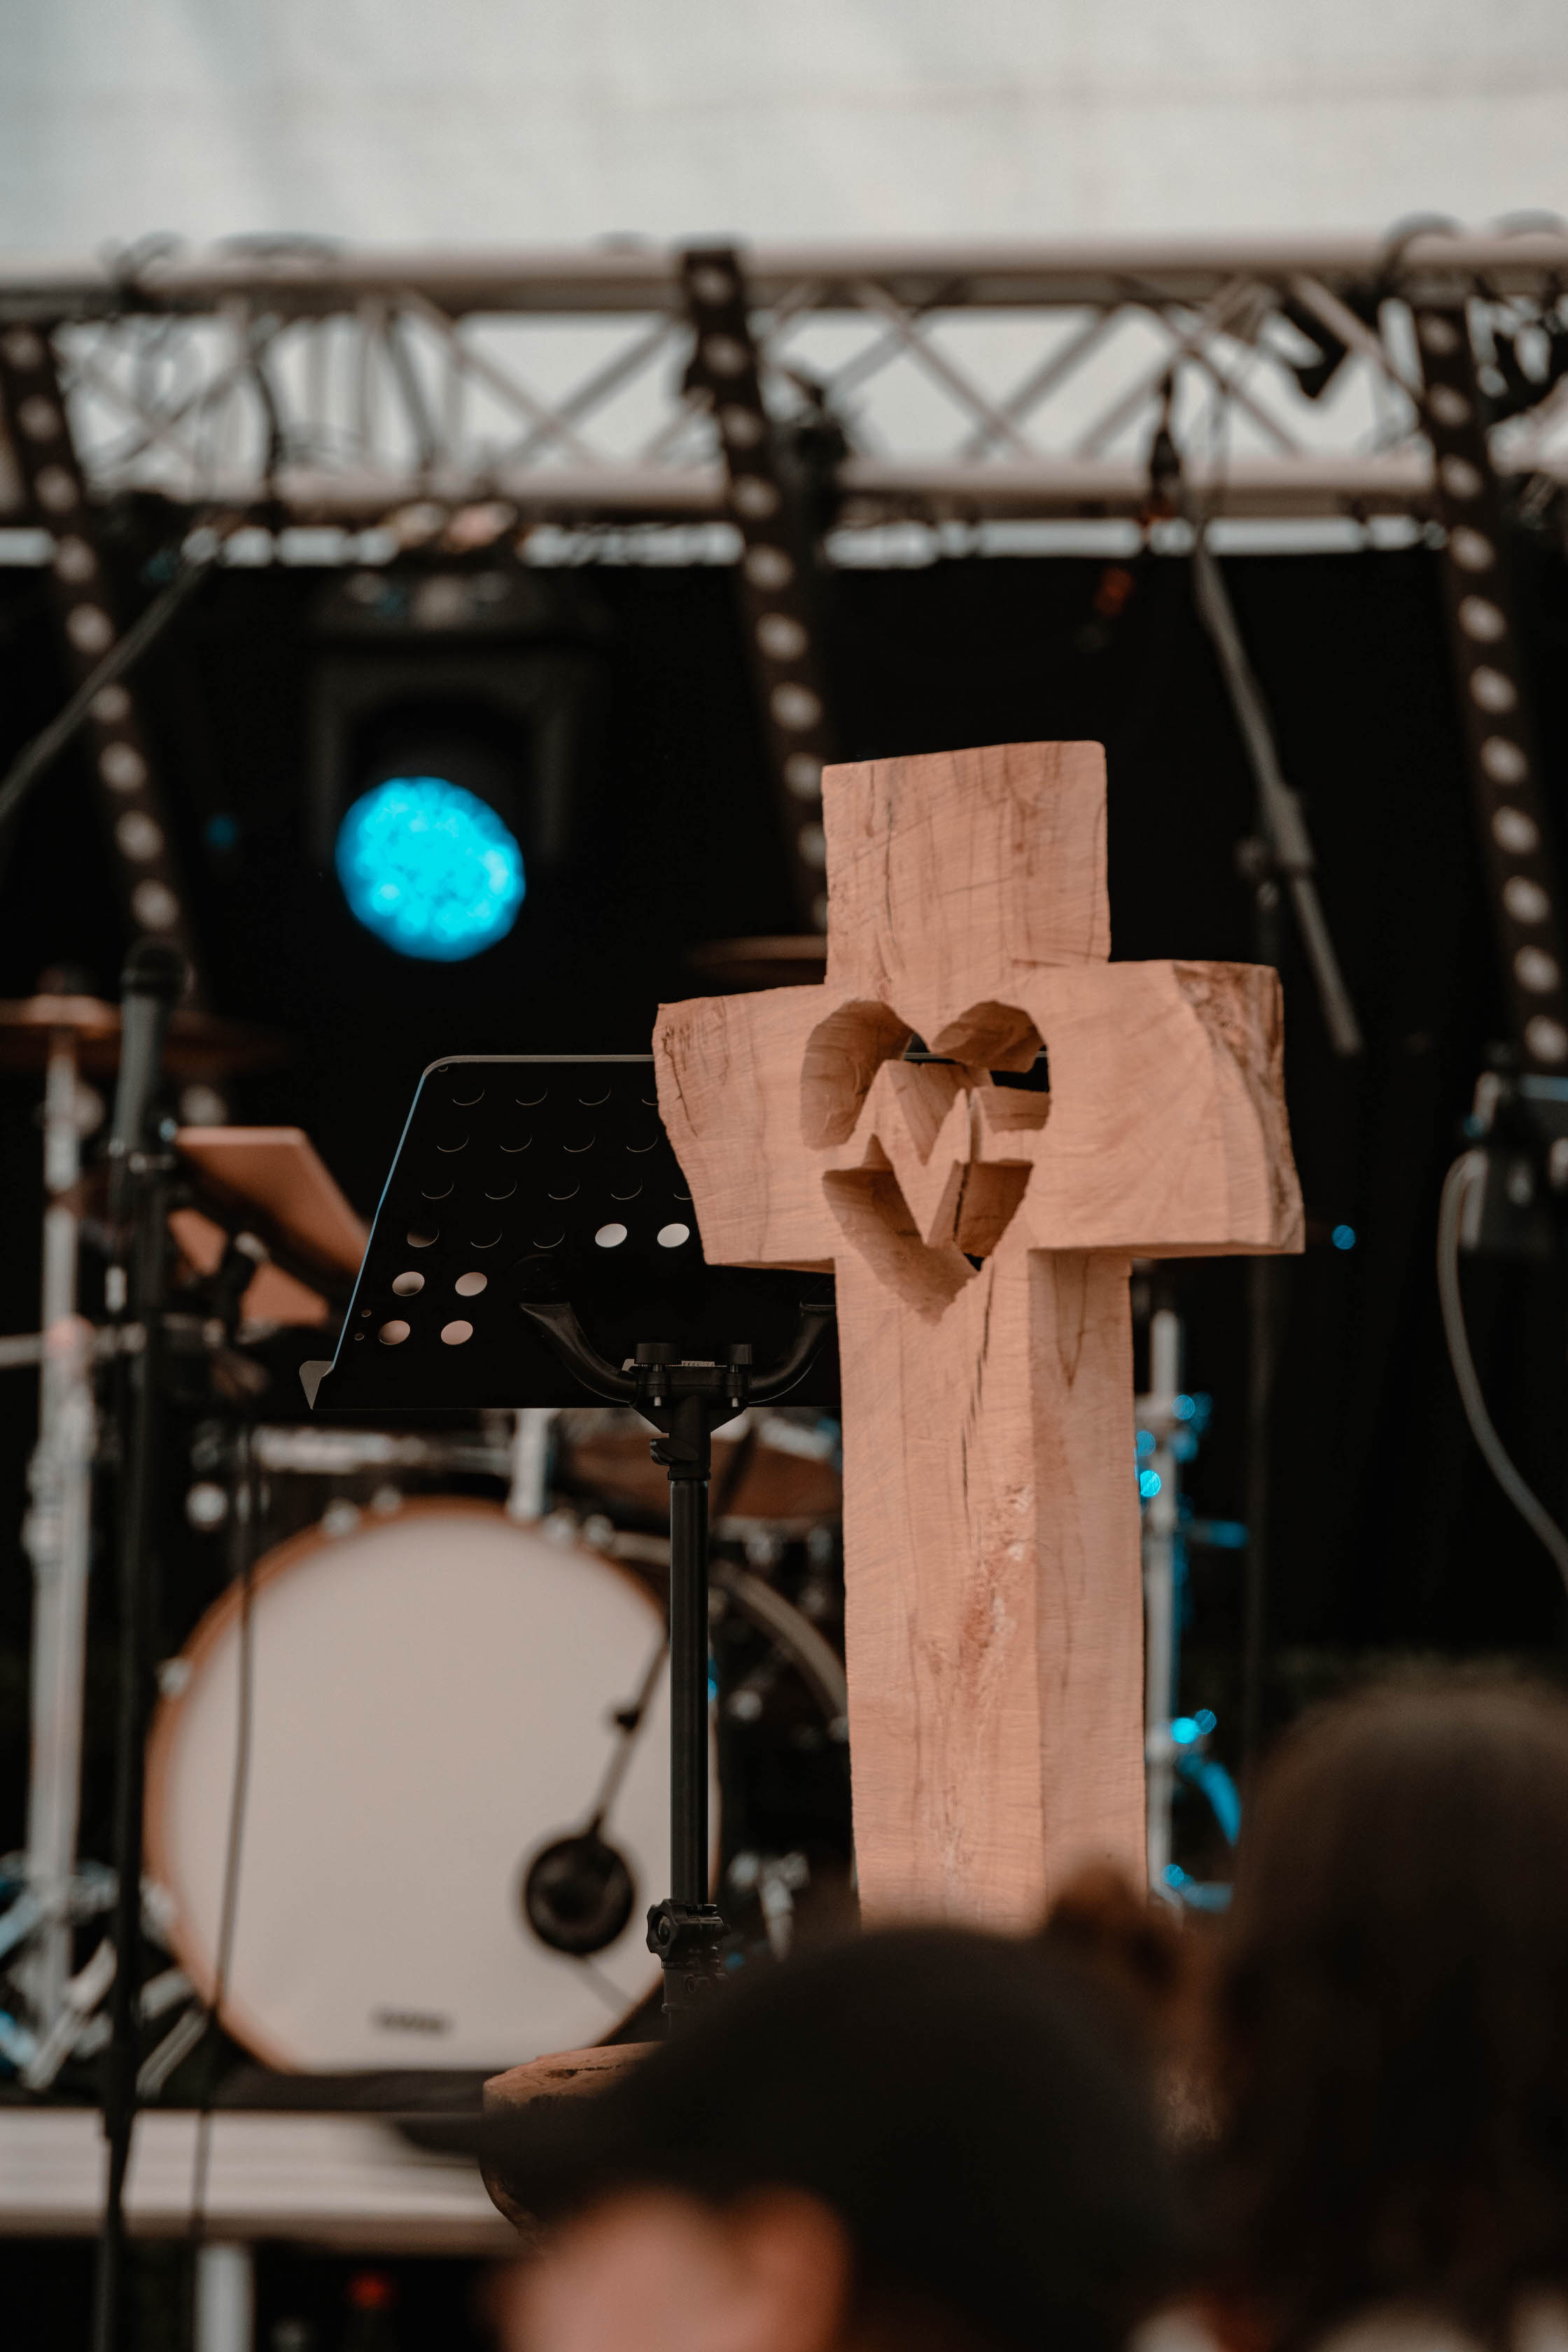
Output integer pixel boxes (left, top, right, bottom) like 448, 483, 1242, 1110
0, 544, 218, 844
1437, 1154, 1568, 1590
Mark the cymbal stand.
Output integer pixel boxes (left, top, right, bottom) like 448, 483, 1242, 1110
1140, 1305, 1182, 1896
517, 1299, 832, 2026
19, 1021, 98, 2037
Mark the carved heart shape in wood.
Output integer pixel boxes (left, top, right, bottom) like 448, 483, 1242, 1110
800, 997, 1052, 1315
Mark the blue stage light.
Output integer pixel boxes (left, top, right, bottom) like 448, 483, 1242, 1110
335, 776, 525, 962
1139, 1467, 1162, 1499
1331, 1223, 1357, 1251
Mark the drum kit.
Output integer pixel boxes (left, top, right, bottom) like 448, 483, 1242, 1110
0, 983, 847, 2093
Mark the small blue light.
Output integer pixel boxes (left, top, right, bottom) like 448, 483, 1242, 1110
335, 775, 525, 962
1138, 1467, 1162, 1499
205, 813, 239, 851
1194, 1707, 1217, 1735
1135, 1428, 1156, 1458
1172, 1393, 1196, 1422
1331, 1223, 1357, 1251
1170, 1716, 1200, 1746
1163, 1863, 1187, 1888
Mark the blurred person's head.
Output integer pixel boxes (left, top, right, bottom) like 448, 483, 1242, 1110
1209, 1672, 1568, 2343
487, 1925, 1186, 2352
1039, 1858, 1210, 2141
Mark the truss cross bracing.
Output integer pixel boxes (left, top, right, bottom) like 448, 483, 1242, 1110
3, 232, 1568, 536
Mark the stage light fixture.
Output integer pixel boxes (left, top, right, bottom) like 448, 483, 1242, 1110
334, 774, 526, 962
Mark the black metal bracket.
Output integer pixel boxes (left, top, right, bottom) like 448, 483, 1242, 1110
645, 1897, 729, 2011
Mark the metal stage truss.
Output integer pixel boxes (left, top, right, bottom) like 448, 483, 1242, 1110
4, 231, 1568, 535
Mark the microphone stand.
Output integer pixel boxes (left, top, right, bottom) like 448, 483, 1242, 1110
92, 939, 186, 2352
1149, 401, 1362, 1783
517, 1299, 833, 2024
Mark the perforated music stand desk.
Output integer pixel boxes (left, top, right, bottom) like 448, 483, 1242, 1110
312, 1052, 837, 2024
312, 1055, 839, 1414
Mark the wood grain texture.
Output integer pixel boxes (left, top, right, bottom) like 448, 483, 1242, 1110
482, 2045, 654, 2234
173, 1126, 370, 1278
655, 742, 1302, 1928
822, 740, 1110, 1023
836, 1241, 1142, 1926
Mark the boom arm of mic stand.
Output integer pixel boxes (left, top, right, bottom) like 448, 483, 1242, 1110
1190, 528, 1364, 1061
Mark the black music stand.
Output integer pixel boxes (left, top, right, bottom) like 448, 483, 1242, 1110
313, 1054, 836, 2022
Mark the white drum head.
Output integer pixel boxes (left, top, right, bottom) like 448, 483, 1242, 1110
147, 1501, 710, 2071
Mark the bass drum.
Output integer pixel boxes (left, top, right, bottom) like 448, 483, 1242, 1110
146, 1499, 713, 2071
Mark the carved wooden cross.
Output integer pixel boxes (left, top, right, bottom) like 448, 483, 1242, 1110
655, 743, 1301, 1928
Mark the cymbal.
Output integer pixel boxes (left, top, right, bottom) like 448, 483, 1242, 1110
0, 993, 286, 1077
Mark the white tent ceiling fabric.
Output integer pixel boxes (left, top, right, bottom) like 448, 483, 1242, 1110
1, 0, 1567, 255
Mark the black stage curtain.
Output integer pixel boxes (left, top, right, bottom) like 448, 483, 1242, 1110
1, 539, 1564, 1824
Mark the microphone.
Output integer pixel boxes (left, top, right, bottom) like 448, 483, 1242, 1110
106, 938, 186, 1223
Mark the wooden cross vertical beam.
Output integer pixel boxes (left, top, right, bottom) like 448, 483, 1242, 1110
657, 743, 1301, 1927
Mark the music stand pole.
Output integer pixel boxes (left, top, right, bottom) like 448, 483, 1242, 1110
519, 1306, 830, 2025
664, 1394, 712, 1909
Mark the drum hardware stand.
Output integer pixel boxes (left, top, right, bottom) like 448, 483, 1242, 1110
1135, 1303, 1239, 1910
522, 1634, 666, 1961
94, 939, 186, 2352
1139, 1305, 1184, 1899
727, 1850, 810, 1961
516, 1299, 833, 2026
507, 1408, 555, 1520
16, 1004, 102, 2040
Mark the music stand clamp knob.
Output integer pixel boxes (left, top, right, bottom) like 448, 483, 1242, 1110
646, 1898, 729, 2024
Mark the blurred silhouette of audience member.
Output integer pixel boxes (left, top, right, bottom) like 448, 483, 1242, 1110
486, 1924, 1186, 2352
1039, 1856, 1210, 2144
1205, 1673, 1568, 2352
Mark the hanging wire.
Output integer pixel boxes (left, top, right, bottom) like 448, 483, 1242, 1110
1436, 1152, 1568, 1592
0, 528, 225, 841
